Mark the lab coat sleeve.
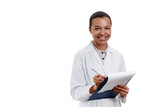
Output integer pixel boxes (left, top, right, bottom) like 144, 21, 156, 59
70, 53, 92, 101
120, 55, 126, 72
118, 94, 127, 103
119, 55, 127, 103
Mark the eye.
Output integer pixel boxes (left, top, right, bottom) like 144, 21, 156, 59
95, 28, 99, 30
105, 28, 110, 30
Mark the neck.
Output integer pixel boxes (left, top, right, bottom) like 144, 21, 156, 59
92, 41, 108, 51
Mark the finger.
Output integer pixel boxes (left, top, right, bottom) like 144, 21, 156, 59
112, 88, 120, 93
113, 86, 129, 94
119, 91, 127, 95
112, 89, 128, 96
93, 79, 104, 85
119, 91, 128, 97
93, 77, 104, 82
94, 74, 99, 79
93, 80, 103, 85
117, 84, 129, 90
97, 74, 105, 79
118, 84, 125, 88
93, 79, 102, 86
94, 74, 105, 80
114, 86, 129, 93
93, 76, 105, 81
95, 82, 101, 86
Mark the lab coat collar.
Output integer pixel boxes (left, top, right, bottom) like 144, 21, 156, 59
87, 41, 114, 54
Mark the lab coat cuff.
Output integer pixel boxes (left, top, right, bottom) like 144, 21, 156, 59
77, 85, 93, 101
118, 94, 127, 103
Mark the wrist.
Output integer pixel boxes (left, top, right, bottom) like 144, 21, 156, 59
89, 85, 97, 94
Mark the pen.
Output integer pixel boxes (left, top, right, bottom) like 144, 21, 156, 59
91, 68, 99, 74
91, 68, 107, 77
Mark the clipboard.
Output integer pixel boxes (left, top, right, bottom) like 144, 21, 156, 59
88, 71, 135, 101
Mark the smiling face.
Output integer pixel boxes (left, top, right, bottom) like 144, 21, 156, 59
89, 17, 111, 46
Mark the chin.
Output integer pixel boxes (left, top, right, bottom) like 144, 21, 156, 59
96, 41, 107, 45
99, 42, 107, 45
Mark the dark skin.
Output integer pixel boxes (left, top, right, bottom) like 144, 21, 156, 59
89, 74, 129, 97
89, 74, 105, 94
89, 17, 129, 97
112, 84, 129, 97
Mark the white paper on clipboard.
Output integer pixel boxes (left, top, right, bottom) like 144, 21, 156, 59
98, 71, 135, 93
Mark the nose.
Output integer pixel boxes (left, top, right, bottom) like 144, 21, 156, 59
99, 29, 105, 35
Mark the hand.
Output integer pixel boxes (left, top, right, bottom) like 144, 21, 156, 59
93, 74, 105, 88
89, 74, 105, 94
112, 84, 129, 97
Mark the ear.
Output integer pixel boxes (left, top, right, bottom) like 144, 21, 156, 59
89, 27, 92, 34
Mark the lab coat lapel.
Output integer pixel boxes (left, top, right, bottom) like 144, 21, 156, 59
87, 42, 104, 75
103, 45, 114, 76
91, 52, 104, 75
87, 41, 104, 67
103, 52, 111, 76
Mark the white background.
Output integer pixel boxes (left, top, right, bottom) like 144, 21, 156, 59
0, 0, 160, 107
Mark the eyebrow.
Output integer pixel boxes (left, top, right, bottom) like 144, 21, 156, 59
93, 25, 111, 27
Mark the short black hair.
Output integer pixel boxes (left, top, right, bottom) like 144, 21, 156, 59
89, 11, 112, 28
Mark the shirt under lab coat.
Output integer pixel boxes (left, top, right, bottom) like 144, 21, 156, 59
70, 42, 127, 107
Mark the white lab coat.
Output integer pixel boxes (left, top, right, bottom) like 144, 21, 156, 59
70, 42, 127, 107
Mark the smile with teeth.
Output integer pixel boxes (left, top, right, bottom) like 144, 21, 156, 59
97, 36, 107, 40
